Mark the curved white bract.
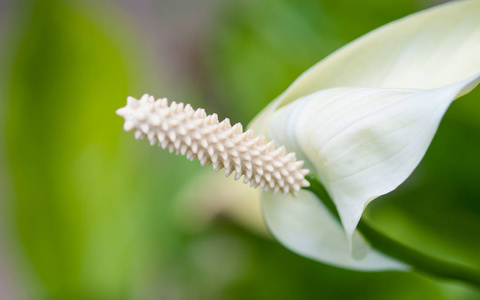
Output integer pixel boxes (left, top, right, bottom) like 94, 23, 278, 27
249, 0, 480, 269
262, 189, 408, 271
269, 75, 480, 238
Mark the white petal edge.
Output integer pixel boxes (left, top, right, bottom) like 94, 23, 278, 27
250, 0, 480, 135
261, 189, 408, 271
269, 74, 480, 238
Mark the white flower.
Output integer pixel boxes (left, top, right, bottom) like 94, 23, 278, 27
116, 95, 310, 195
250, 0, 480, 270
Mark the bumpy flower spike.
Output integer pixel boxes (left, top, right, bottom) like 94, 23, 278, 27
116, 94, 310, 196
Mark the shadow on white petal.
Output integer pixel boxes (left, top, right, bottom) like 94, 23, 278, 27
261, 189, 407, 270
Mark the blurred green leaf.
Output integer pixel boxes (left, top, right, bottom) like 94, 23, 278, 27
6, 0, 147, 298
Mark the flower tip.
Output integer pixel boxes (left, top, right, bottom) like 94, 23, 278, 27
127, 96, 139, 108
139, 94, 150, 102
116, 107, 127, 117
118, 95, 311, 196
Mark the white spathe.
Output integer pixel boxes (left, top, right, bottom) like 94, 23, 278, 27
252, 0, 480, 270
262, 189, 406, 270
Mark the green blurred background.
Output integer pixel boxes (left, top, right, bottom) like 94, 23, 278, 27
1, 0, 480, 299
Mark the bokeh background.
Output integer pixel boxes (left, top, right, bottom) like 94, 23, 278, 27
1, 0, 480, 299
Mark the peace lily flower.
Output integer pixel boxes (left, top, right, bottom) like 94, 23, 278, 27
117, 0, 480, 278
249, 0, 480, 271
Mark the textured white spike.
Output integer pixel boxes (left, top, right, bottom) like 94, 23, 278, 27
117, 95, 310, 195
220, 152, 228, 161
180, 145, 187, 155
209, 135, 219, 144
123, 121, 135, 131
266, 141, 275, 150
157, 132, 165, 142
116, 107, 128, 117
149, 115, 161, 126
134, 131, 143, 140
207, 147, 215, 157
273, 185, 280, 195
269, 180, 276, 189
140, 123, 149, 134
263, 155, 273, 163
232, 123, 243, 133
232, 157, 241, 166
127, 96, 139, 108
224, 160, 231, 169
225, 141, 235, 149
139, 94, 149, 102
211, 113, 219, 123
273, 161, 283, 169
256, 168, 264, 176
294, 173, 304, 180
168, 132, 176, 142
238, 146, 248, 153
217, 133, 227, 142
225, 166, 233, 177
191, 143, 198, 153
234, 171, 242, 181
219, 119, 230, 129
250, 150, 261, 157
194, 109, 205, 118
137, 113, 147, 122
178, 127, 187, 136
213, 161, 221, 172
211, 154, 218, 164
265, 173, 272, 182
286, 152, 296, 161
192, 131, 202, 140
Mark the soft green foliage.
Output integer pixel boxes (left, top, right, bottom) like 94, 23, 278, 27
6, 0, 152, 298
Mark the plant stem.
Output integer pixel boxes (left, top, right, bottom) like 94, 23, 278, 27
304, 174, 480, 288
